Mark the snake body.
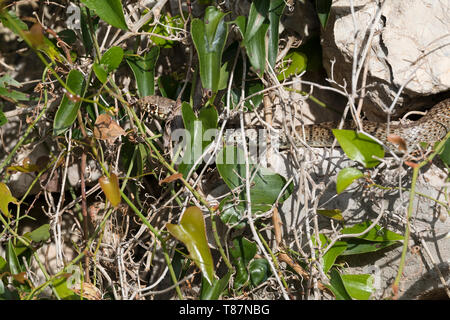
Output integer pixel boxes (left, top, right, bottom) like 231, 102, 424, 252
292, 99, 450, 150
136, 97, 450, 151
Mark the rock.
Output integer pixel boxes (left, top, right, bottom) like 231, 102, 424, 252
321, 0, 450, 120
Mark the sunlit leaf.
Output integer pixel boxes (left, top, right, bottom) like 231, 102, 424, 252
340, 238, 399, 256
341, 221, 404, 242
53, 69, 86, 135
341, 274, 374, 300
326, 269, 352, 300
332, 129, 384, 168
166, 206, 215, 285
317, 209, 344, 221
277, 51, 307, 81
0, 183, 18, 218
336, 167, 364, 193
191, 6, 228, 92
81, 0, 128, 30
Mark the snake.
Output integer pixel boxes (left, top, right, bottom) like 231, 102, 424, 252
135, 97, 450, 152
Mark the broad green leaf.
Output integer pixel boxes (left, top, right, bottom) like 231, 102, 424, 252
438, 137, 450, 165
28, 224, 51, 243
332, 129, 385, 168
100, 46, 124, 73
166, 206, 215, 285
317, 209, 344, 221
6, 239, 22, 275
341, 221, 404, 242
341, 274, 374, 300
336, 167, 364, 194
312, 234, 347, 274
80, 6, 95, 54
93, 46, 124, 82
125, 46, 159, 98
144, 14, 184, 48
323, 241, 347, 274
52, 276, 80, 300
277, 51, 307, 81
218, 198, 246, 229
341, 238, 399, 256
0, 10, 28, 37
53, 69, 86, 135
0, 182, 18, 218
326, 269, 352, 300
191, 6, 228, 92
216, 146, 293, 218
316, 0, 333, 28
268, 0, 285, 68
230, 236, 257, 288
245, 23, 269, 76
81, 0, 128, 30
249, 258, 271, 286
200, 271, 231, 300
245, 0, 269, 42
178, 103, 218, 178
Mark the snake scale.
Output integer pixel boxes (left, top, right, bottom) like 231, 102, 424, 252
135, 97, 450, 152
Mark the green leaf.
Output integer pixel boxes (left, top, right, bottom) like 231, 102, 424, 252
336, 167, 364, 194
0, 109, 7, 127
28, 224, 51, 242
245, 23, 269, 76
268, 0, 285, 68
317, 209, 344, 221
230, 236, 257, 288
52, 276, 80, 300
92, 63, 108, 84
144, 14, 184, 48
323, 241, 347, 273
249, 259, 271, 286
245, 0, 269, 42
0, 257, 7, 273
326, 269, 352, 300
216, 146, 293, 218
125, 47, 159, 98
0, 10, 28, 37
438, 137, 450, 165
341, 221, 404, 242
6, 239, 22, 275
0, 182, 18, 218
341, 273, 374, 300
178, 103, 218, 178
166, 206, 215, 285
316, 0, 333, 28
218, 198, 247, 229
277, 51, 307, 81
100, 46, 124, 73
81, 0, 128, 30
191, 6, 229, 92
53, 69, 86, 135
332, 129, 385, 168
200, 271, 231, 300
341, 238, 399, 256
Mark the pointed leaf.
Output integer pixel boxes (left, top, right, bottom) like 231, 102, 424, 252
336, 167, 364, 194
341, 274, 374, 300
249, 258, 271, 286
341, 238, 399, 256
53, 69, 85, 135
332, 129, 385, 168
317, 209, 344, 221
125, 47, 159, 98
200, 271, 231, 300
326, 269, 352, 300
166, 206, 215, 285
341, 221, 404, 242
81, 0, 128, 30
0, 183, 18, 218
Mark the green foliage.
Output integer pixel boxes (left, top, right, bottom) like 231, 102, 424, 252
81, 0, 128, 30
125, 47, 160, 97
336, 167, 364, 194
53, 69, 86, 135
